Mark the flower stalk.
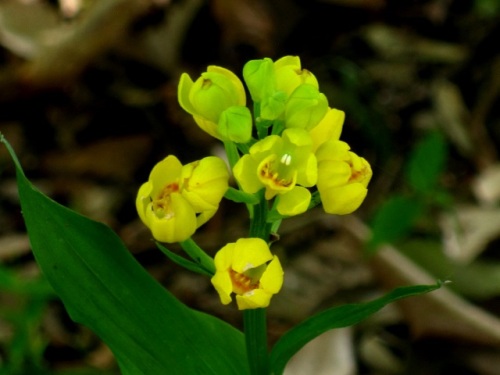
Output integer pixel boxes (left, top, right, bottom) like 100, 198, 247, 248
136, 54, 373, 375
179, 238, 215, 275
245, 192, 272, 375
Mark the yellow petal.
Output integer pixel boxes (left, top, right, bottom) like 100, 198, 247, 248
211, 272, 233, 305
310, 108, 345, 152
149, 155, 183, 197
319, 183, 368, 215
194, 116, 220, 139
236, 289, 272, 310
177, 73, 196, 115
315, 140, 350, 163
260, 256, 284, 294
348, 153, 373, 188
274, 55, 301, 70
233, 155, 263, 194
275, 56, 319, 97
317, 160, 351, 188
182, 156, 229, 211
250, 134, 281, 156
214, 243, 236, 271
296, 153, 317, 187
135, 181, 153, 225
232, 238, 272, 273
277, 186, 311, 216
145, 193, 197, 243
282, 128, 312, 148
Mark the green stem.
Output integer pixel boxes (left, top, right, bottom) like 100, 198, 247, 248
223, 141, 240, 171
249, 190, 269, 240
224, 187, 260, 205
244, 308, 269, 375
244, 191, 271, 374
179, 238, 215, 275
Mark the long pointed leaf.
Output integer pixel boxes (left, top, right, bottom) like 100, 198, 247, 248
156, 242, 213, 276
270, 283, 440, 375
2, 137, 248, 375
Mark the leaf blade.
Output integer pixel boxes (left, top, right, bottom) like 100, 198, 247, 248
2, 136, 248, 375
269, 283, 440, 375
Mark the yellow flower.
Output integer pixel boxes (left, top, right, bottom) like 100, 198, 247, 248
233, 128, 317, 216
316, 140, 372, 215
211, 238, 284, 310
178, 66, 251, 142
136, 155, 229, 243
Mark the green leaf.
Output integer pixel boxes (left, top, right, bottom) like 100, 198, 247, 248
1, 136, 248, 375
368, 195, 423, 251
156, 242, 213, 276
406, 131, 447, 193
179, 238, 216, 274
269, 283, 441, 375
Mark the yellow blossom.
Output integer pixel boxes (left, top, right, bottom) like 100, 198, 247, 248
211, 238, 284, 310
136, 155, 229, 243
316, 140, 372, 215
233, 128, 317, 216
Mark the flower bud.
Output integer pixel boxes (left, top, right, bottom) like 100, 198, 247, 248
178, 66, 246, 139
242, 58, 275, 102
274, 56, 319, 96
217, 106, 252, 143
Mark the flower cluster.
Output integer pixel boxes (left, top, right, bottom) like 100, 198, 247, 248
136, 56, 372, 310
136, 155, 229, 243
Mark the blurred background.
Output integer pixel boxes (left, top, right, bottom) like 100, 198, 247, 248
0, 0, 499, 374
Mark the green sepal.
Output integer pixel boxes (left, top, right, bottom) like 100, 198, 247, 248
260, 91, 287, 121
224, 187, 260, 205
179, 238, 216, 275
218, 106, 253, 143
243, 58, 275, 102
156, 242, 213, 276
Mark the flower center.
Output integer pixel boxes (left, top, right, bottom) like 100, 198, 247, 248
348, 162, 370, 184
152, 182, 180, 219
229, 269, 259, 295
258, 153, 296, 193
